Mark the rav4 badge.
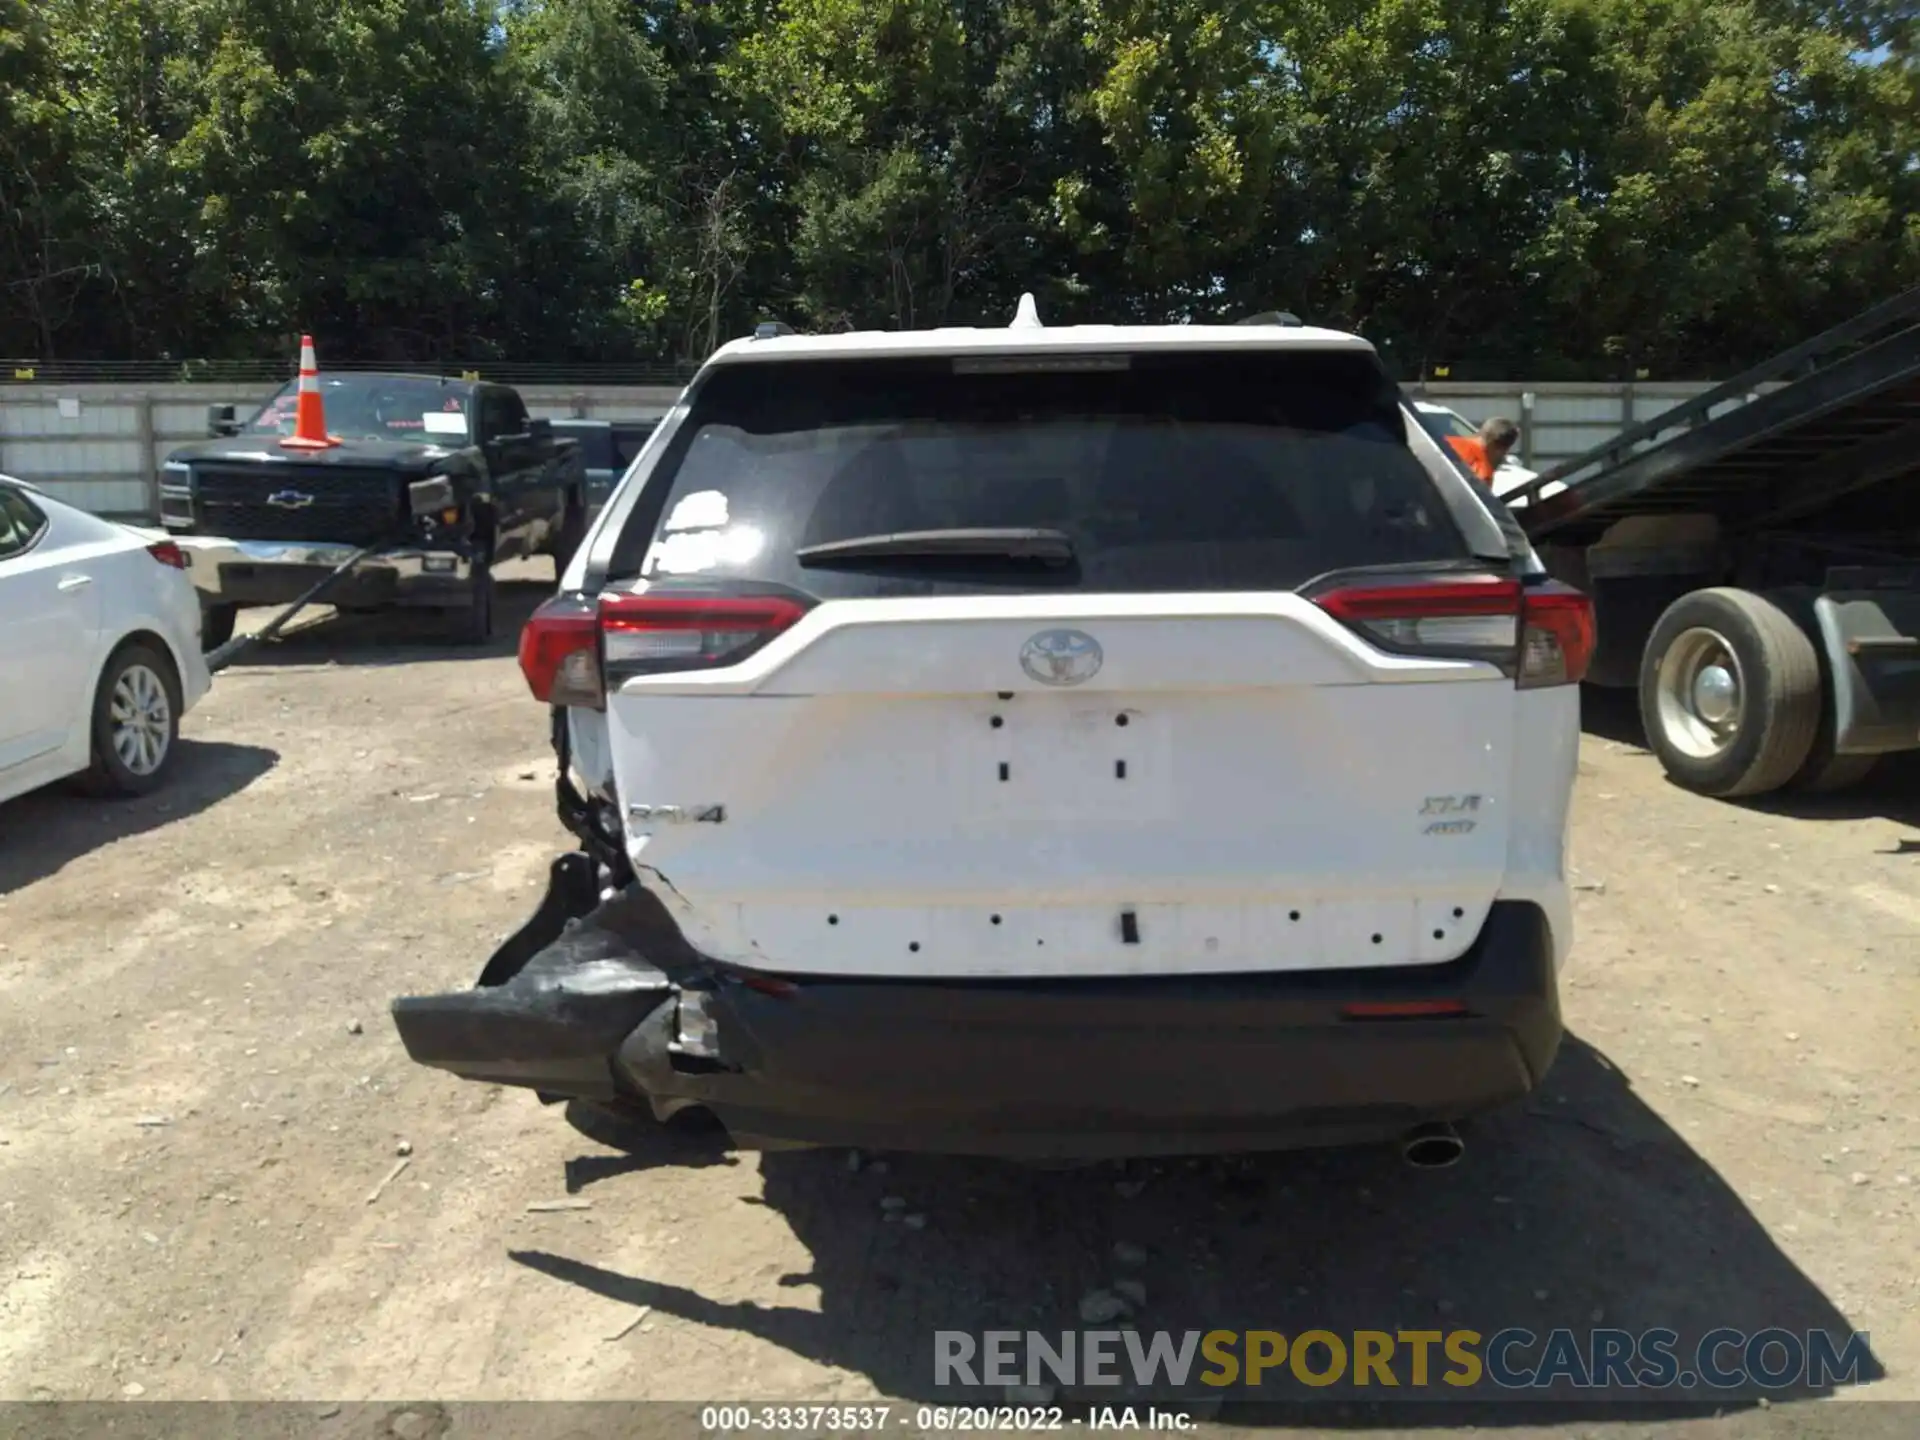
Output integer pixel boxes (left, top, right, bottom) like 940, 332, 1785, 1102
1020, 629, 1103, 687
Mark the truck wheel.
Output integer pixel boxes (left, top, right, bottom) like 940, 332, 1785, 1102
200, 603, 238, 652
552, 499, 587, 582
1791, 747, 1878, 795
450, 563, 495, 646
1638, 588, 1821, 798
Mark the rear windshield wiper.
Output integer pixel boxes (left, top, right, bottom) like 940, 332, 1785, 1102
795, 527, 1076, 566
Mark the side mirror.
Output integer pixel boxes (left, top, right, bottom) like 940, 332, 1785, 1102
206, 403, 239, 438
525, 417, 552, 440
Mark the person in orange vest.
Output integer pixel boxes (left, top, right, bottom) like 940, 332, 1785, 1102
1445, 416, 1520, 485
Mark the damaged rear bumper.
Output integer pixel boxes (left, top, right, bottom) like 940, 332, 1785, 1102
389, 854, 673, 1099
390, 861, 1562, 1159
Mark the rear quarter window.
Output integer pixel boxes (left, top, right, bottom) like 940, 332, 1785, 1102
610, 350, 1472, 597
0, 486, 49, 558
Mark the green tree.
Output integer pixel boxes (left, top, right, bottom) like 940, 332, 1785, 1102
1, 0, 1914, 375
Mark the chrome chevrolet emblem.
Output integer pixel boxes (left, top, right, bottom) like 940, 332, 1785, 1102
1020, 628, 1103, 686
267, 489, 315, 509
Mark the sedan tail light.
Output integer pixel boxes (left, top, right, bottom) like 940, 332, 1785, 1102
1312, 571, 1593, 688
146, 540, 189, 569
518, 591, 813, 709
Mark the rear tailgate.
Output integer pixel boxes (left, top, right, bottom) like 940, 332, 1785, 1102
596, 347, 1529, 980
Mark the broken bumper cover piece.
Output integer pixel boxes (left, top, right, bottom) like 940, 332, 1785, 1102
392, 873, 1561, 1158
390, 866, 675, 1100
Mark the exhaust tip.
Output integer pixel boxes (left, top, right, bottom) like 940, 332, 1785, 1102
1400, 1121, 1465, 1170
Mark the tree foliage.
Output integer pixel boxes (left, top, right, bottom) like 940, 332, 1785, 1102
2, 0, 1914, 376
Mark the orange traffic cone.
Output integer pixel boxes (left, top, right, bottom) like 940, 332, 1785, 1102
278, 334, 339, 450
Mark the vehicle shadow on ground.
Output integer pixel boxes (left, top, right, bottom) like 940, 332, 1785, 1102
559, 1102, 741, 1194
1580, 684, 1920, 833
0, 739, 277, 895
511, 1036, 1878, 1425
218, 576, 552, 671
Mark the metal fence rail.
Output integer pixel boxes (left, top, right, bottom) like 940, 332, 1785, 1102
3, 373, 1746, 522
0, 381, 687, 516
4, 358, 700, 386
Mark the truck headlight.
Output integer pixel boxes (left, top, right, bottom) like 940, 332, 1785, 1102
408, 476, 456, 519
673, 991, 722, 1058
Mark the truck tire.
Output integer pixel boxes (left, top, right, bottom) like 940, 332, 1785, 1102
200, 603, 238, 653
1638, 588, 1821, 798
450, 562, 495, 646
1792, 747, 1878, 795
1771, 589, 1880, 797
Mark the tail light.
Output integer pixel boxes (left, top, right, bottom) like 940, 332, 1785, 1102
1312, 572, 1593, 688
146, 540, 188, 569
1314, 574, 1522, 661
518, 594, 601, 707
518, 591, 812, 709
1516, 581, 1595, 688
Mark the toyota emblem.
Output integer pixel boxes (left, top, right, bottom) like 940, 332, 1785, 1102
1019, 629, 1103, 686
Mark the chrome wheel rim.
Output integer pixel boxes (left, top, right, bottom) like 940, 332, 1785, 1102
110, 663, 172, 776
1654, 627, 1744, 760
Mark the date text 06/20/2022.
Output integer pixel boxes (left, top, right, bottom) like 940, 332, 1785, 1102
699, 1407, 1196, 1432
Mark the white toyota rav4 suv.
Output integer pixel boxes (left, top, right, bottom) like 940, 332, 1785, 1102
392, 301, 1594, 1164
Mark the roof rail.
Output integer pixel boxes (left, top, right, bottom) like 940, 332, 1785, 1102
1236, 310, 1303, 327
753, 321, 796, 340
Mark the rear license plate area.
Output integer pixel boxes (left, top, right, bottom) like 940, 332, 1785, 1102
952, 698, 1172, 825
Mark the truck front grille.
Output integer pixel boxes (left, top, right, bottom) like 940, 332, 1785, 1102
193, 465, 406, 545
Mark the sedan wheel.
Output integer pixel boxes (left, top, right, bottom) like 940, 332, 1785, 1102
81, 644, 183, 797
111, 662, 174, 777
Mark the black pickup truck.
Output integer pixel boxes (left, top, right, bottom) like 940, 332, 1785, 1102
158, 372, 586, 648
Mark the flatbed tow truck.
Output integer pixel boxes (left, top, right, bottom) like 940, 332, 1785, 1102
1504, 287, 1920, 798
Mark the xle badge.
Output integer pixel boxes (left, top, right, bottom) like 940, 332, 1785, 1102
1421, 794, 1480, 837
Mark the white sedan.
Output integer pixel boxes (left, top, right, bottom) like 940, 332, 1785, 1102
0, 476, 213, 805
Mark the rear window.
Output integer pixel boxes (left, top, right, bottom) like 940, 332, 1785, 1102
611, 351, 1470, 596
247, 376, 471, 445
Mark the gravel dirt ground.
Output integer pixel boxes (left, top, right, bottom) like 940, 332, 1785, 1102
2, 561, 1917, 1438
